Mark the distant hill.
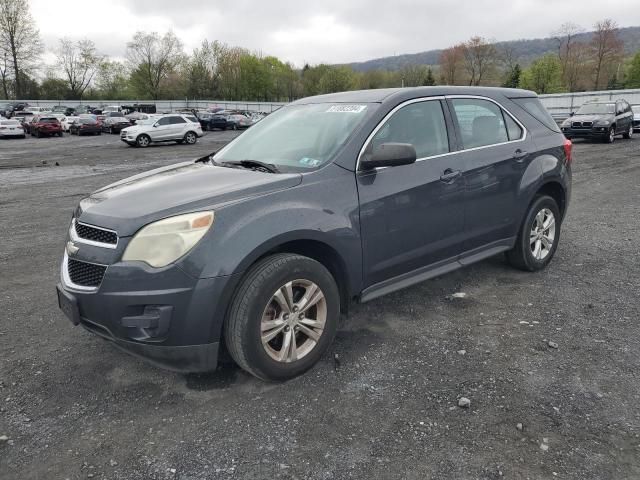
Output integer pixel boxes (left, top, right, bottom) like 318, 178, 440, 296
347, 26, 640, 72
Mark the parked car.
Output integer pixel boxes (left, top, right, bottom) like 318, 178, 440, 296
15, 115, 32, 134
0, 119, 26, 138
69, 118, 102, 136
561, 100, 634, 142
120, 114, 203, 147
61, 116, 80, 132
101, 105, 121, 113
0, 103, 12, 118
57, 86, 572, 381
632, 105, 640, 132
30, 116, 63, 137
102, 112, 131, 134
52, 105, 76, 116
24, 107, 51, 117
225, 113, 253, 130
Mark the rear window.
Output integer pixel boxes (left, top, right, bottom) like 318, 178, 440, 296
81, 119, 97, 124
40, 118, 58, 123
511, 97, 561, 133
1, 120, 18, 125
185, 115, 198, 123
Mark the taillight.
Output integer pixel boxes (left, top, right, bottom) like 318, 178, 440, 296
563, 138, 572, 165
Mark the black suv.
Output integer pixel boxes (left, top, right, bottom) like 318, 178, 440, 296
561, 99, 634, 143
57, 87, 572, 381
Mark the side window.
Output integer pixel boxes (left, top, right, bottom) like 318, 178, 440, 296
451, 98, 510, 148
170, 116, 187, 124
370, 100, 449, 159
503, 113, 523, 141
156, 117, 171, 126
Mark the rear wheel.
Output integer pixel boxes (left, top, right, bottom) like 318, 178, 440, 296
224, 254, 340, 381
623, 124, 633, 139
184, 131, 197, 144
136, 134, 150, 147
507, 195, 561, 272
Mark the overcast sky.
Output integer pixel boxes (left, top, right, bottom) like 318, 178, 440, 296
30, 0, 640, 67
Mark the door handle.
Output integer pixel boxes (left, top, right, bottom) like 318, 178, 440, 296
440, 169, 462, 183
513, 149, 528, 162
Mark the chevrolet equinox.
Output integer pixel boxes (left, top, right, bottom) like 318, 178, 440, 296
57, 87, 572, 381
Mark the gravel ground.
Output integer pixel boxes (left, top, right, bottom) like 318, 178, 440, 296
1, 132, 639, 480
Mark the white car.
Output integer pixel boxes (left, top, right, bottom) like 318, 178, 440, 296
120, 114, 203, 147
0, 119, 26, 138
61, 116, 80, 132
633, 105, 640, 132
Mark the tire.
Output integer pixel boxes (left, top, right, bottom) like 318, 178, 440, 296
623, 124, 633, 139
507, 195, 561, 272
58, 132, 63, 137
35, 129, 40, 138
184, 131, 197, 145
109, 127, 114, 134
97, 131, 101, 135
224, 253, 340, 381
605, 126, 615, 143
136, 134, 150, 148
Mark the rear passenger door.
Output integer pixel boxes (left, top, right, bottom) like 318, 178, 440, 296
169, 115, 187, 139
447, 96, 534, 254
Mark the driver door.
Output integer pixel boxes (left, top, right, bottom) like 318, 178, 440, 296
151, 116, 172, 140
357, 99, 467, 289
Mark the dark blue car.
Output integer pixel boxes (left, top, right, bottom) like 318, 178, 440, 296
57, 86, 572, 381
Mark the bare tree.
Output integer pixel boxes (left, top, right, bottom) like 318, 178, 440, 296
552, 22, 585, 91
0, 0, 42, 98
590, 19, 623, 90
126, 31, 184, 100
0, 52, 9, 99
57, 39, 102, 99
461, 36, 497, 86
439, 44, 464, 85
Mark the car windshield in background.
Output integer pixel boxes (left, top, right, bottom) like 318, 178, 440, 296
1, 120, 19, 125
40, 118, 58, 123
576, 103, 614, 115
109, 112, 124, 117
81, 119, 97, 124
214, 103, 372, 171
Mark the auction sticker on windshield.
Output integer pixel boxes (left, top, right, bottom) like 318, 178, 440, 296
326, 105, 367, 113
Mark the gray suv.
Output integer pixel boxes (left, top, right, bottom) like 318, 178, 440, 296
57, 87, 572, 381
561, 99, 634, 143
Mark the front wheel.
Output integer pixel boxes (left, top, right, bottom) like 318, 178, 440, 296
605, 126, 615, 143
623, 124, 633, 139
224, 254, 340, 381
507, 195, 561, 271
136, 134, 150, 147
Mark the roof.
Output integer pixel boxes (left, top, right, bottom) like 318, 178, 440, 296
291, 86, 537, 105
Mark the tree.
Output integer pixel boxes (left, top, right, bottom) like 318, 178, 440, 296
520, 54, 562, 94
626, 51, 640, 88
0, 0, 42, 98
553, 22, 585, 91
57, 39, 102, 99
126, 31, 183, 100
424, 68, 436, 86
590, 19, 623, 90
461, 36, 497, 86
94, 60, 129, 99
39, 76, 68, 100
502, 64, 521, 88
439, 44, 464, 85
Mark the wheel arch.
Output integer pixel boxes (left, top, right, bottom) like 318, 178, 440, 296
535, 181, 567, 219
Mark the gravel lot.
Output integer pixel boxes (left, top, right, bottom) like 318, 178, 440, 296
1, 132, 639, 479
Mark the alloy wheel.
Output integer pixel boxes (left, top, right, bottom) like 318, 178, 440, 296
530, 208, 556, 261
260, 279, 327, 363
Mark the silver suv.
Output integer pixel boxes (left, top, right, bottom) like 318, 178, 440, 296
120, 114, 203, 147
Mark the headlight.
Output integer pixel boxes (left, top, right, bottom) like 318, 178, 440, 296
122, 211, 214, 267
594, 120, 610, 126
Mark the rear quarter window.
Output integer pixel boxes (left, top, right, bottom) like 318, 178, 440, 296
511, 97, 561, 133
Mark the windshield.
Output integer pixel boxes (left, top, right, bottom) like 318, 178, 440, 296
576, 103, 614, 115
214, 103, 371, 171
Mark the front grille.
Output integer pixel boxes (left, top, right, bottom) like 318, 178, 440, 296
75, 222, 117, 245
572, 121, 592, 129
67, 258, 107, 287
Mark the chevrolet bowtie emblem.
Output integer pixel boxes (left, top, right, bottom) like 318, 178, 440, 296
66, 241, 79, 255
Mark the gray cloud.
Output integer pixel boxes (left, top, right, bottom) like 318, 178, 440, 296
30, 0, 640, 67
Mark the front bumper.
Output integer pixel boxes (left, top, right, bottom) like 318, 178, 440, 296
561, 126, 610, 139
57, 250, 238, 372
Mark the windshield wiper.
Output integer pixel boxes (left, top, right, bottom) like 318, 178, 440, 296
219, 159, 280, 173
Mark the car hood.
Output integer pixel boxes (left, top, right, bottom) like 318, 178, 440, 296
121, 125, 145, 134
568, 114, 613, 123
77, 161, 303, 236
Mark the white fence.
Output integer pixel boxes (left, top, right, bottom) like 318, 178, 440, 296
539, 89, 640, 116
12, 88, 640, 116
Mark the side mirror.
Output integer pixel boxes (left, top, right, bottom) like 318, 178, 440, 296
360, 143, 417, 170
569, 112, 575, 117
153, 123, 159, 128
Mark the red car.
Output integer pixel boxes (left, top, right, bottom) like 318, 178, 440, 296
30, 116, 63, 137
